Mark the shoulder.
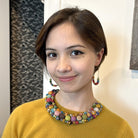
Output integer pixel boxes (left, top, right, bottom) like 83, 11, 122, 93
101, 105, 129, 126
101, 105, 134, 137
9, 98, 47, 127
2, 98, 46, 138
16, 98, 45, 110
11, 98, 45, 118
102, 105, 123, 121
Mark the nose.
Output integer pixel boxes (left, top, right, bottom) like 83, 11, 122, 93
56, 57, 72, 73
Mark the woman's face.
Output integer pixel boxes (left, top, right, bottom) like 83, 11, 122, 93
46, 22, 103, 93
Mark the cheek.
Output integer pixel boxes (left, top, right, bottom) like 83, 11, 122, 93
47, 61, 56, 75
74, 59, 95, 75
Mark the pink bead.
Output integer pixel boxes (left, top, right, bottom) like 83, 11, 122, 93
51, 94, 55, 96
79, 113, 83, 116
54, 111, 60, 116
46, 98, 52, 102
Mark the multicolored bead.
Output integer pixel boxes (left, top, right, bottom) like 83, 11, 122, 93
71, 116, 76, 122
59, 113, 65, 120
76, 115, 82, 121
82, 114, 87, 120
65, 115, 71, 121
54, 110, 60, 116
45, 89, 103, 125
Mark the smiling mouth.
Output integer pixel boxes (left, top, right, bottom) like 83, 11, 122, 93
57, 75, 78, 82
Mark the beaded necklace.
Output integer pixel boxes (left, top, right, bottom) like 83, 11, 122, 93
45, 89, 103, 125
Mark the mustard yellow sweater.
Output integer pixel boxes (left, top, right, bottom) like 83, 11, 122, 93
2, 98, 134, 138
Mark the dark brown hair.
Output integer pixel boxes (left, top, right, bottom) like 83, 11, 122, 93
35, 7, 107, 72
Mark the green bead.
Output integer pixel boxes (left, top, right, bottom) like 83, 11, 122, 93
65, 115, 71, 121
47, 95, 52, 98
92, 103, 96, 108
82, 114, 87, 120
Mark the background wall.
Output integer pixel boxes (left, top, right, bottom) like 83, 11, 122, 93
44, 0, 138, 137
0, 0, 10, 137
0, 0, 44, 136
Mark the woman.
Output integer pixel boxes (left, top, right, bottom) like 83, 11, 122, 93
2, 7, 134, 138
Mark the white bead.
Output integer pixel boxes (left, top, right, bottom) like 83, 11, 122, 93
94, 107, 99, 112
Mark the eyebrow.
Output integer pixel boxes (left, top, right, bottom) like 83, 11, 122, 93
45, 45, 86, 51
45, 48, 56, 51
66, 45, 86, 50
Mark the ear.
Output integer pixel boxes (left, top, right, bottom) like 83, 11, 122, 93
95, 48, 104, 66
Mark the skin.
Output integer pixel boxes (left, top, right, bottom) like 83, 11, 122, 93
45, 22, 104, 112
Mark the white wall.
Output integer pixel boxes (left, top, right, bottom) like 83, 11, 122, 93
0, 0, 10, 136
44, 0, 138, 137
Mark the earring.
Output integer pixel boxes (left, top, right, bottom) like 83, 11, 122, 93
92, 76, 99, 85
49, 78, 57, 87
92, 70, 99, 85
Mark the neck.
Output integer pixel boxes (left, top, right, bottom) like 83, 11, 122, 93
55, 85, 97, 112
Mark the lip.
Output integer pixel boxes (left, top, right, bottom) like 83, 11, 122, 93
57, 75, 77, 82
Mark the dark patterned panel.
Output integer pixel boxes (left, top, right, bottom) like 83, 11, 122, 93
130, 0, 138, 70
10, 0, 44, 112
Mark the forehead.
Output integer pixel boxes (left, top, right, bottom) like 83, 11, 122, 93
46, 22, 86, 48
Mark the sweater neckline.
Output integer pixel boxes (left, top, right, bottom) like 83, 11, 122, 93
45, 89, 103, 125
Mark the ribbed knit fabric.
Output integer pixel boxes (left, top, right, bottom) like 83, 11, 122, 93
2, 98, 134, 138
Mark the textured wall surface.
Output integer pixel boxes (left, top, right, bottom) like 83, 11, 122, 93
130, 0, 138, 70
10, 0, 44, 112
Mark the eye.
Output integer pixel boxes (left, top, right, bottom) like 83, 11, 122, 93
46, 53, 57, 58
71, 50, 84, 56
